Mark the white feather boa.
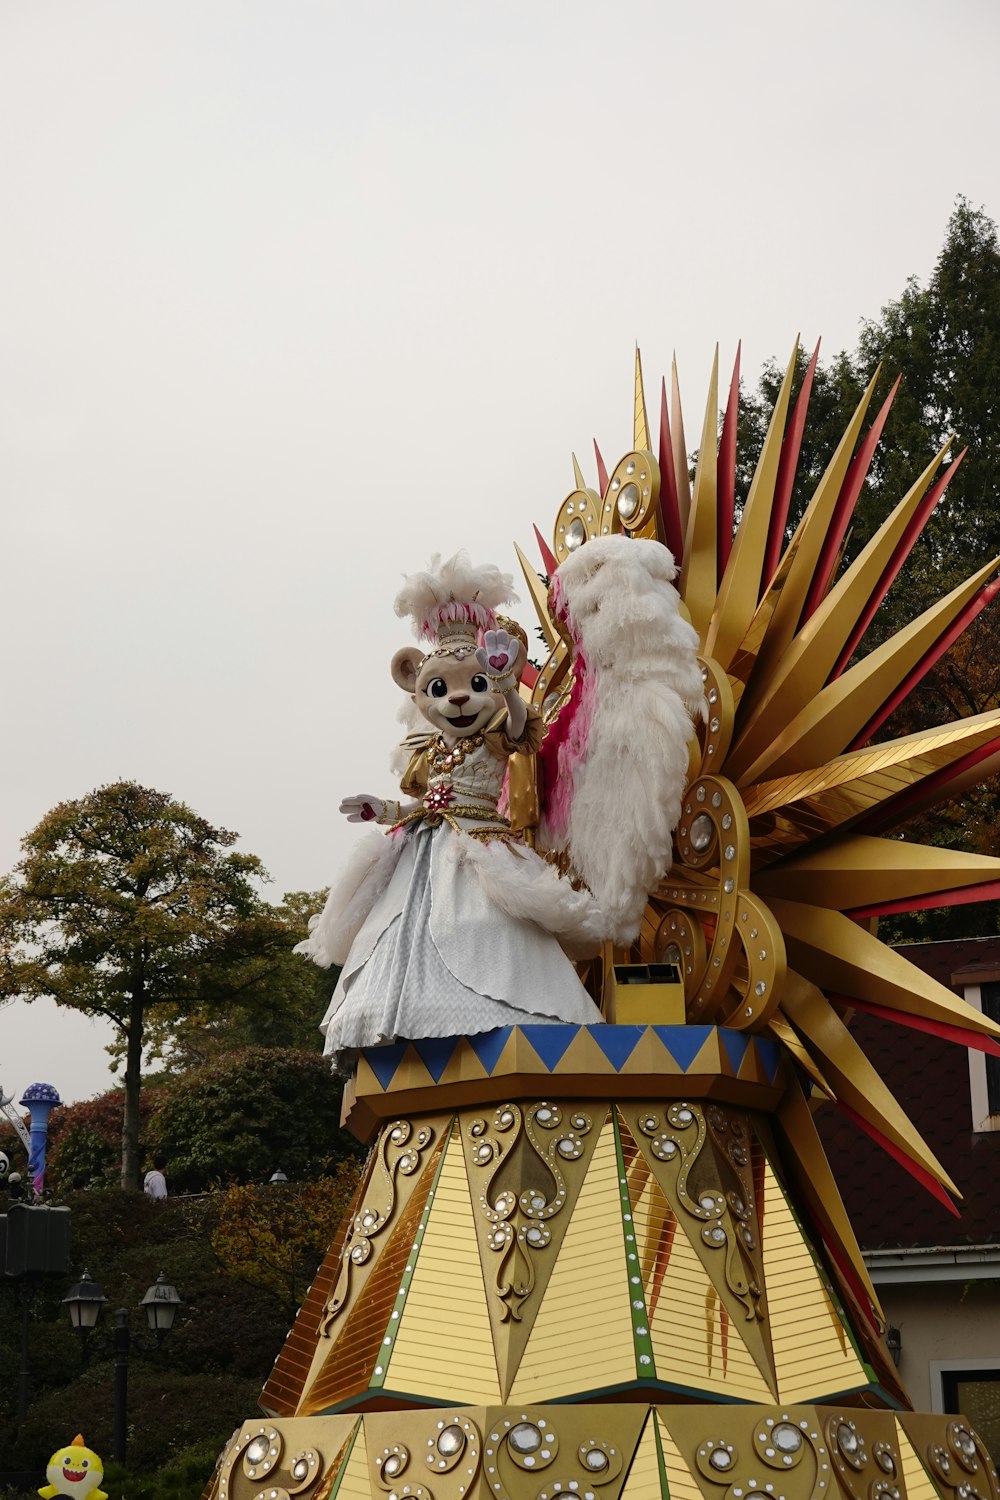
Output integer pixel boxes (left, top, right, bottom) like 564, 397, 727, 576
452, 836, 607, 959
543, 537, 706, 944
296, 823, 608, 970
294, 829, 403, 968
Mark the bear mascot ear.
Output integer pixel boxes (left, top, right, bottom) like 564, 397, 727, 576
391, 646, 424, 693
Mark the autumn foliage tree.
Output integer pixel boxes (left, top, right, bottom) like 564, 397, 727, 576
737, 198, 1000, 936
207, 1166, 362, 1316
0, 782, 289, 1190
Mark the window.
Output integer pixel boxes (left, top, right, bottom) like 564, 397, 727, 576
940, 1367, 1000, 1464
961, 984, 1000, 1132
982, 985, 1000, 1117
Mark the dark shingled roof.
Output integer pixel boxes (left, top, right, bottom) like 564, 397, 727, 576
816, 937, 1000, 1250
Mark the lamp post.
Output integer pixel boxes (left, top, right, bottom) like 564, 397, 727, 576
63, 1270, 183, 1464
62, 1271, 108, 1360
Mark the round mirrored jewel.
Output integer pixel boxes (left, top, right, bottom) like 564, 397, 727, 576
690, 814, 713, 851
438, 1426, 464, 1457
565, 518, 586, 550
617, 483, 640, 520
955, 1431, 978, 1461
292, 1458, 310, 1480
510, 1423, 543, 1455
585, 1450, 610, 1471
706, 1226, 727, 1246
247, 1438, 270, 1466
709, 1449, 734, 1472
773, 1424, 803, 1454
838, 1424, 859, 1456
383, 1454, 404, 1477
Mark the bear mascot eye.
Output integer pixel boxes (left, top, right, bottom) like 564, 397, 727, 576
426, 678, 448, 698
471, 673, 489, 693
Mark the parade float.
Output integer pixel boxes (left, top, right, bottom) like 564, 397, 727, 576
203, 347, 1000, 1500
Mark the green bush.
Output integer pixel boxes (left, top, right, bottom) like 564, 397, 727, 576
147, 1046, 358, 1190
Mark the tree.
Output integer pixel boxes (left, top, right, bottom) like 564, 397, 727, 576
0, 782, 280, 1190
135, 889, 337, 1072
736, 197, 1000, 939
43, 1085, 167, 1190
147, 1045, 360, 1191
207, 1166, 361, 1316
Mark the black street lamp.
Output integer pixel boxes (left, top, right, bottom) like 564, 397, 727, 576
62, 1271, 108, 1348
63, 1270, 183, 1464
139, 1271, 182, 1340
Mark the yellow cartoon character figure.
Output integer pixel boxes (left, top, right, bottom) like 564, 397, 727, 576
39, 1435, 107, 1499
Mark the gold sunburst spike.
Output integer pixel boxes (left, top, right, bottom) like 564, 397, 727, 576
755, 833, 1000, 913
679, 345, 720, 643
767, 897, 1000, 1043
727, 533, 802, 686
775, 1071, 885, 1322
736, 550, 1000, 782
633, 345, 650, 452
671, 353, 692, 539
737, 365, 882, 713
572, 452, 587, 491
727, 438, 952, 782
740, 709, 1000, 860
779, 969, 958, 1194
767, 1012, 837, 1098
704, 339, 799, 670
514, 542, 558, 651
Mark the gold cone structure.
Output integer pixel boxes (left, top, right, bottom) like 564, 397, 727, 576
204, 350, 1000, 1500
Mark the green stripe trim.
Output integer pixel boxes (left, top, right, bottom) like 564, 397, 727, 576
613, 1110, 656, 1378
371, 1116, 453, 1390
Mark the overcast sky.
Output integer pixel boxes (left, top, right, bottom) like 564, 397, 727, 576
2, 0, 999, 1107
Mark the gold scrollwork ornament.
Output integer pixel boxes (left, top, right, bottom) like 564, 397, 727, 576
424, 1414, 481, 1496
470, 1103, 592, 1323
321, 1119, 435, 1335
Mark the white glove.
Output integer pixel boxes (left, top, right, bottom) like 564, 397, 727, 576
476, 628, 521, 694
339, 795, 385, 824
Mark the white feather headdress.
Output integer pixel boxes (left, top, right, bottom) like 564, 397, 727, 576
394, 552, 517, 649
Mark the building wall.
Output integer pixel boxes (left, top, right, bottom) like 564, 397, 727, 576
877, 1279, 1000, 1416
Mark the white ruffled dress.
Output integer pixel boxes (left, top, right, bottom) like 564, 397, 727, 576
317, 721, 603, 1068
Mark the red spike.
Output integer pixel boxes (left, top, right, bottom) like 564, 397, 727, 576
847, 876, 1000, 923
657, 376, 684, 563
850, 573, 999, 746
835, 450, 968, 679
763, 339, 820, 590
533, 524, 559, 579
593, 439, 609, 495
818, 1226, 882, 1332
837, 995, 1000, 1056
802, 376, 901, 625
717, 343, 740, 581
859, 732, 1000, 835
835, 1101, 959, 1215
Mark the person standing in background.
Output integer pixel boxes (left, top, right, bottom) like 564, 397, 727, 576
143, 1155, 168, 1199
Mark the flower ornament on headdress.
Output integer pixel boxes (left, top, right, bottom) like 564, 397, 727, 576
394, 552, 518, 659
